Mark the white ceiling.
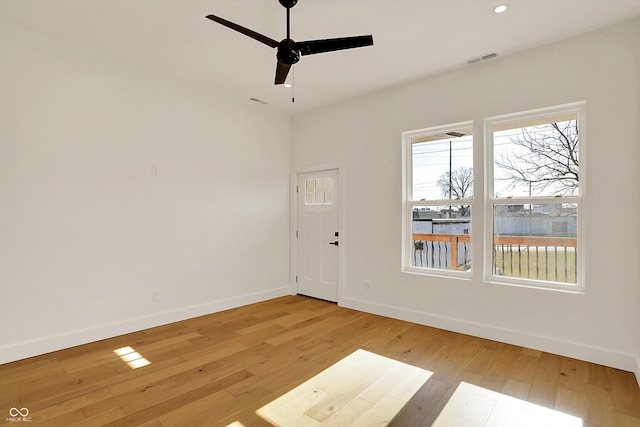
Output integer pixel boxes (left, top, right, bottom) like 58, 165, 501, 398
2, 0, 640, 115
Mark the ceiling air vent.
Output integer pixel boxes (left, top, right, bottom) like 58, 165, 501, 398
466, 52, 498, 65
249, 97, 268, 105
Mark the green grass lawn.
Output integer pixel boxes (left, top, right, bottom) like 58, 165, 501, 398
494, 246, 576, 283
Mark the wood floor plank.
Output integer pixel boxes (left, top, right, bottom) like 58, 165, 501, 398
508, 347, 542, 385
214, 404, 276, 427
105, 341, 249, 396
364, 320, 428, 352
321, 396, 375, 426
558, 356, 589, 393
0, 356, 63, 388
464, 341, 506, 377
179, 341, 249, 363
33, 408, 88, 427
609, 368, 640, 418
265, 315, 347, 348
240, 358, 322, 395
0, 355, 60, 377
358, 365, 414, 404
388, 378, 450, 427
27, 386, 115, 424
555, 385, 588, 419
212, 342, 272, 370
19, 363, 120, 409
82, 377, 177, 418
237, 324, 287, 347
429, 380, 499, 427
136, 419, 164, 427
478, 343, 521, 392
501, 378, 530, 400
154, 389, 236, 427
527, 351, 563, 409
70, 406, 127, 426
129, 331, 202, 354
263, 387, 330, 425
104, 369, 255, 427
616, 412, 640, 427
171, 387, 273, 427
418, 371, 484, 427
300, 354, 390, 423
586, 382, 618, 427
430, 336, 484, 385
1, 295, 638, 427
589, 363, 614, 390
422, 344, 459, 383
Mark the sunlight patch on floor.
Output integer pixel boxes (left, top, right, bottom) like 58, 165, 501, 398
256, 349, 432, 426
432, 381, 583, 427
113, 346, 151, 369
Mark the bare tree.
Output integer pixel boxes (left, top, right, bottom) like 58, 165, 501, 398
438, 166, 473, 199
438, 167, 473, 216
494, 120, 579, 196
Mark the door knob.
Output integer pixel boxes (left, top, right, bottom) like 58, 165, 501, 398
329, 241, 339, 246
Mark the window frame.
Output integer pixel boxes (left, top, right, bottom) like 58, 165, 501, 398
402, 121, 475, 279
483, 102, 586, 293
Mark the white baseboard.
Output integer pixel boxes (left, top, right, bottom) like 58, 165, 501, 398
0, 287, 290, 364
341, 297, 640, 377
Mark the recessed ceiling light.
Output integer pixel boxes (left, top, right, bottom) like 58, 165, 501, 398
284, 83, 292, 88
494, 4, 508, 13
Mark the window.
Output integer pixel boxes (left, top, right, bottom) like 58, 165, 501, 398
402, 103, 584, 292
305, 177, 333, 205
402, 122, 474, 276
486, 102, 584, 291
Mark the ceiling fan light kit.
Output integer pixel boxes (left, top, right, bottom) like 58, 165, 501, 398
206, 0, 374, 86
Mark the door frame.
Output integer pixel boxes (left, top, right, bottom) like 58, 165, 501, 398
290, 161, 346, 304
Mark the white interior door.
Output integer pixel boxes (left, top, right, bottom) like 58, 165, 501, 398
297, 170, 339, 302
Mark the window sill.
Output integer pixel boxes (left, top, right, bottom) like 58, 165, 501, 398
402, 267, 473, 281
484, 276, 585, 294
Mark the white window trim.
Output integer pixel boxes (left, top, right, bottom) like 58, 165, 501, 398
483, 102, 586, 293
402, 121, 474, 279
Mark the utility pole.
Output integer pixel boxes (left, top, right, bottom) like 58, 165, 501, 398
529, 181, 532, 235
449, 139, 452, 218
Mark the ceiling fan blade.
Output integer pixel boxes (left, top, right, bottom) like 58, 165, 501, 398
298, 35, 373, 56
206, 14, 279, 48
275, 61, 292, 85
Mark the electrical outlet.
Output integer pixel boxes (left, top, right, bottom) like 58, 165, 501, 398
152, 291, 159, 302
365, 281, 371, 291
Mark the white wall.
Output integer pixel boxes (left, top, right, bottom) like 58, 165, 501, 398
292, 18, 640, 373
0, 22, 291, 363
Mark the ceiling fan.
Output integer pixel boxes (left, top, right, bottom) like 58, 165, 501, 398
206, 0, 374, 85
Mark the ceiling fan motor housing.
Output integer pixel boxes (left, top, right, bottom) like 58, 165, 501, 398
277, 39, 300, 64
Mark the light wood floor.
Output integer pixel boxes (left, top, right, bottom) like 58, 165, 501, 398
1, 295, 639, 426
